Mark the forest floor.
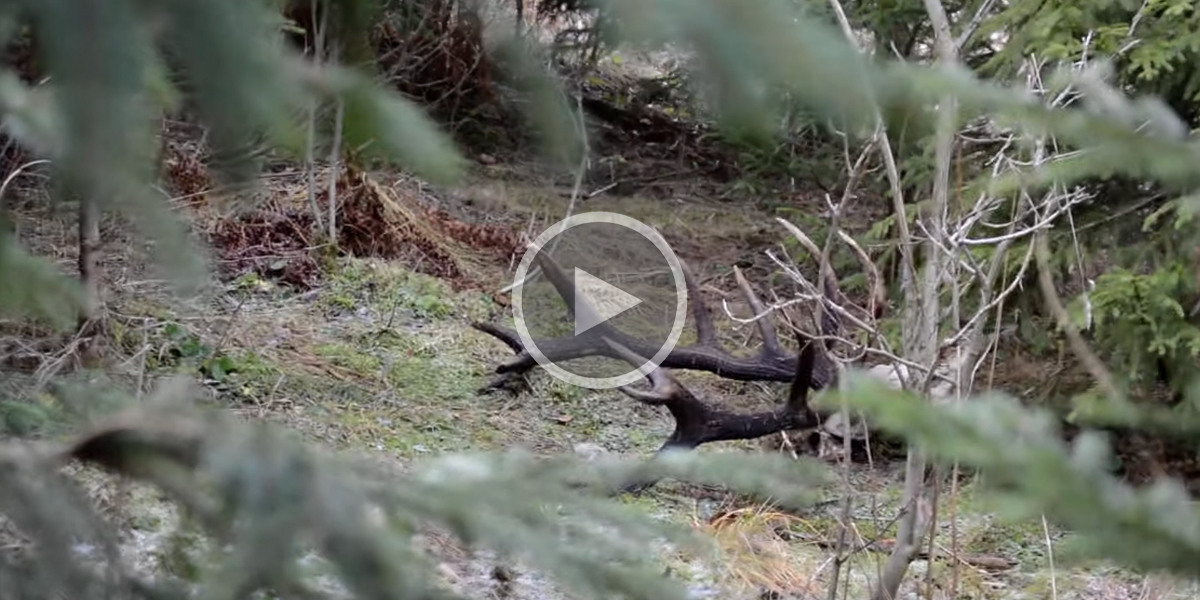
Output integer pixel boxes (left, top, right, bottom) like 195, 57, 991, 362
4, 147, 1194, 600
0, 25, 1193, 592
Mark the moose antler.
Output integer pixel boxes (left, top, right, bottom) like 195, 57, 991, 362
607, 337, 818, 451
603, 337, 818, 492
472, 214, 887, 394
472, 217, 888, 490
472, 250, 838, 392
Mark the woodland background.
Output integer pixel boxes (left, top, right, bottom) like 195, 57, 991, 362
1, 0, 1200, 599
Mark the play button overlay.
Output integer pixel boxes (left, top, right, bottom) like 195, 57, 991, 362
511, 211, 687, 390
572, 268, 643, 335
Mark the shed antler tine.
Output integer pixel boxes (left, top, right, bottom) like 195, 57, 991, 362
602, 337, 676, 403
776, 217, 830, 286
679, 260, 716, 346
785, 339, 817, 412
534, 251, 578, 308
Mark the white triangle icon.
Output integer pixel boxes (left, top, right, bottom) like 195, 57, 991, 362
573, 268, 643, 335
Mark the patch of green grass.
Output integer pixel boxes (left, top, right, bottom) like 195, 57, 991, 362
384, 351, 478, 401
314, 342, 384, 378
244, 370, 473, 459
544, 377, 589, 405
309, 331, 481, 404
252, 320, 500, 456
318, 258, 494, 323
614, 490, 673, 512
920, 482, 1068, 572
224, 350, 280, 379
108, 310, 286, 396
623, 424, 671, 453
328, 390, 509, 459
960, 515, 1048, 563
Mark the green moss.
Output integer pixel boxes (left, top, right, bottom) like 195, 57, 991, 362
546, 377, 588, 404
322, 327, 483, 402
327, 399, 506, 459
624, 426, 670, 453
961, 517, 1047, 565
327, 293, 357, 310
314, 342, 383, 377
384, 353, 477, 401
227, 350, 279, 378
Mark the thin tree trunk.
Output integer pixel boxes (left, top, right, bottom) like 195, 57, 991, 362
305, 0, 327, 233
326, 94, 344, 248
870, 0, 958, 596
323, 1, 344, 250
78, 196, 101, 363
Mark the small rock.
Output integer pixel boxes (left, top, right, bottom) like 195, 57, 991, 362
821, 411, 866, 439
572, 442, 608, 461
477, 153, 497, 165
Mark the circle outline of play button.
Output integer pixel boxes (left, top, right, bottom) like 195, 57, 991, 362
511, 211, 688, 390
571, 267, 645, 335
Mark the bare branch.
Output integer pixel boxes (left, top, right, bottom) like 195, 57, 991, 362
733, 266, 782, 355
1034, 232, 1121, 401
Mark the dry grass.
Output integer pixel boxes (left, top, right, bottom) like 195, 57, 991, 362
696, 503, 827, 597
447, 178, 780, 263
